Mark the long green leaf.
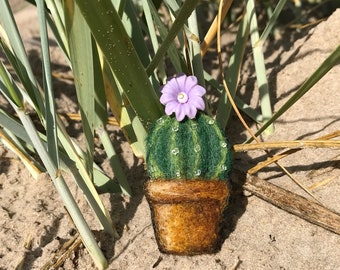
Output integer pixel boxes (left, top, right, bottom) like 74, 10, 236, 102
259, 0, 287, 44
0, 59, 23, 107
92, 51, 132, 194
187, 9, 204, 86
44, 0, 70, 58
64, 2, 130, 194
142, 0, 166, 80
122, 0, 151, 67
0, 0, 44, 116
74, 0, 163, 131
147, 0, 184, 75
64, 0, 95, 176
204, 71, 263, 123
146, 0, 199, 75
36, 0, 59, 166
56, 116, 116, 236
246, 0, 274, 134
97, 127, 132, 195
215, 12, 249, 130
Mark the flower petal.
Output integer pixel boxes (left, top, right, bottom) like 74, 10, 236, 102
189, 96, 205, 110
174, 75, 187, 91
164, 101, 178, 116
160, 93, 176, 105
187, 104, 198, 119
175, 104, 186, 121
161, 83, 176, 95
187, 84, 206, 97
184, 75, 198, 91
164, 78, 180, 93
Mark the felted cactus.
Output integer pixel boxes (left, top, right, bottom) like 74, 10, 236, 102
145, 74, 232, 181
146, 112, 232, 180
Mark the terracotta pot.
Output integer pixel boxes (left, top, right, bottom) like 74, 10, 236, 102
144, 179, 230, 255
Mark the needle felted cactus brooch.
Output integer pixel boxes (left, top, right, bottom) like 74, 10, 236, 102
144, 74, 233, 255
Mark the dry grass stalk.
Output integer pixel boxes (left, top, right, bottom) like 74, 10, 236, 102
233, 140, 340, 152
41, 233, 82, 270
308, 175, 337, 190
247, 130, 340, 174
200, 0, 233, 56
0, 129, 42, 178
273, 161, 323, 204
61, 113, 119, 126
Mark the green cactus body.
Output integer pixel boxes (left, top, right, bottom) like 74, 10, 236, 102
146, 113, 232, 181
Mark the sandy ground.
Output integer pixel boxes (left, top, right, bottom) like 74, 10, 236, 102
0, 2, 339, 270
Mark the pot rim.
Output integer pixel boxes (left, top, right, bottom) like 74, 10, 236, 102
144, 179, 230, 203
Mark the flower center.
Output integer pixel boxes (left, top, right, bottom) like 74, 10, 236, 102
177, 92, 188, 103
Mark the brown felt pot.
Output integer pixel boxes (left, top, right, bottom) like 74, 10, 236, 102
144, 179, 230, 255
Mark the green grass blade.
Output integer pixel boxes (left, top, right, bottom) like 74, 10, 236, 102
146, 0, 184, 76
64, 0, 95, 175
259, 0, 287, 44
56, 116, 116, 236
36, 0, 59, 166
0, 1, 44, 115
205, 71, 263, 123
146, 0, 199, 75
44, 0, 70, 59
141, 0, 159, 56
234, 97, 263, 123
92, 50, 108, 128
0, 109, 32, 143
164, 0, 180, 12
15, 109, 55, 184
246, 0, 274, 134
93, 165, 122, 195
87, 45, 132, 195
91, 46, 132, 195
97, 127, 132, 195
123, 0, 151, 67
45, 0, 69, 58
248, 44, 340, 143
112, 0, 126, 18
215, 13, 249, 130
187, 9, 204, 86
142, 0, 166, 80
0, 59, 24, 107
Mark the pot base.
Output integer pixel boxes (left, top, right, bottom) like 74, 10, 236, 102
145, 180, 230, 255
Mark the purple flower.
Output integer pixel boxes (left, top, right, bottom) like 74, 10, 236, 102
160, 74, 206, 121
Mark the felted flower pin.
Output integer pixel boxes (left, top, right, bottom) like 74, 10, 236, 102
160, 74, 206, 121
